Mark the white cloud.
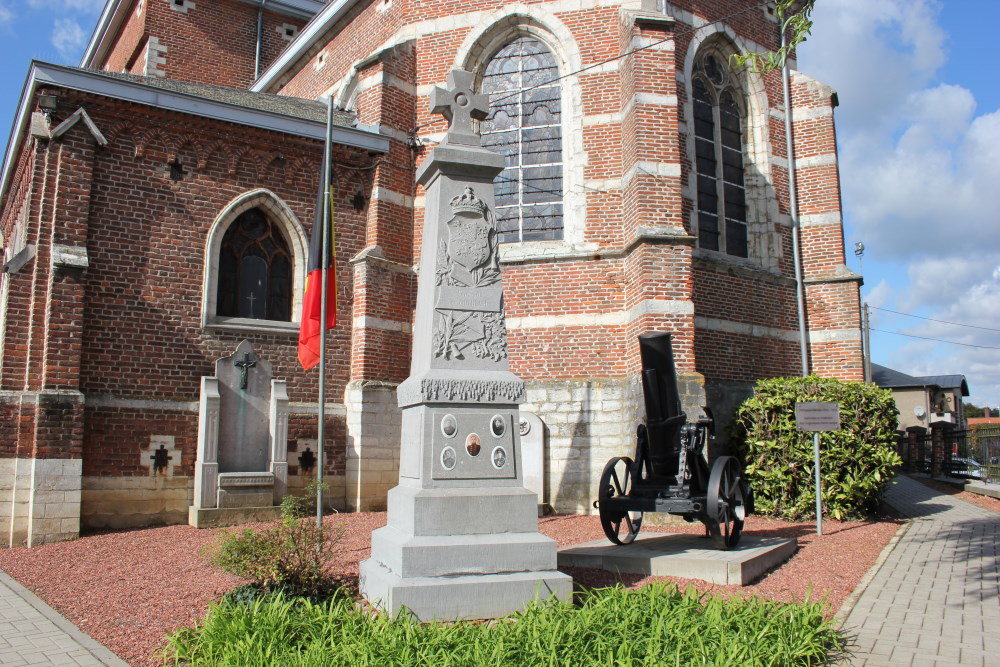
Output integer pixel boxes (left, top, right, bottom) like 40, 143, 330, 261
799, 0, 1000, 408
0, 4, 13, 26
52, 17, 87, 61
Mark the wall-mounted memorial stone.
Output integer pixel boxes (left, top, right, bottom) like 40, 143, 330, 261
360, 70, 571, 620
189, 340, 289, 528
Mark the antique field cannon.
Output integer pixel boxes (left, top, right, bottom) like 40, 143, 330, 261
593, 333, 750, 549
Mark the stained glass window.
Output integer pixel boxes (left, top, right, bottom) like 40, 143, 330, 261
692, 52, 747, 258
216, 208, 292, 321
481, 37, 563, 243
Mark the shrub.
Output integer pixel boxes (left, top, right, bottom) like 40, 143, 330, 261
204, 482, 343, 598
733, 374, 901, 520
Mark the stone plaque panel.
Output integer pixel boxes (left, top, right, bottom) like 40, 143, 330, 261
431, 409, 517, 480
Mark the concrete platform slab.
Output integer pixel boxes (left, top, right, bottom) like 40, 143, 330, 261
964, 480, 1000, 499
557, 533, 797, 585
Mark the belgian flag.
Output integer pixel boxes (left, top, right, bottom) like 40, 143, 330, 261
297, 177, 336, 370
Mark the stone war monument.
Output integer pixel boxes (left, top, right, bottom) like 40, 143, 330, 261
189, 339, 289, 528
360, 70, 572, 619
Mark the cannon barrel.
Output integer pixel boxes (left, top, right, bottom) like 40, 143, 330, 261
638, 333, 683, 423
638, 333, 686, 478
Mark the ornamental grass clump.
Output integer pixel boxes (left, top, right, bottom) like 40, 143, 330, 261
164, 582, 842, 666
203, 482, 343, 599
733, 374, 901, 520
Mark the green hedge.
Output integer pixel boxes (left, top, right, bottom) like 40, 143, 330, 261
733, 375, 900, 520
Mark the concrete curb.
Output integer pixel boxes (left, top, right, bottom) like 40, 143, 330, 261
834, 519, 910, 625
0, 568, 131, 666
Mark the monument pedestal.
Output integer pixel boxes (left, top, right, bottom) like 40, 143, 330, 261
361, 485, 570, 619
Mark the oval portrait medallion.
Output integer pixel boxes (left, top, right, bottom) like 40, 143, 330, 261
490, 414, 506, 438
440, 446, 457, 471
440, 414, 458, 438
466, 433, 481, 456
491, 446, 507, 469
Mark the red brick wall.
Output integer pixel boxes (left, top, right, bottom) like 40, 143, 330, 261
98, 0, 309, 88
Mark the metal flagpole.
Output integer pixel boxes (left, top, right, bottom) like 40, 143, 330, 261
317, 97, 334, 531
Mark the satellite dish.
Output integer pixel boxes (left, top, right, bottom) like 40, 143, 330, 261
914, 406, 926, 418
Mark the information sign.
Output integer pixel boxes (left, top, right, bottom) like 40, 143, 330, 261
795, 402, 840, 432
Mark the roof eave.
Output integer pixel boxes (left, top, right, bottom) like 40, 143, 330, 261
1, 62, 389, 207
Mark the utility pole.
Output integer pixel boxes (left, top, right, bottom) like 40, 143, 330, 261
854, 242, 870, 382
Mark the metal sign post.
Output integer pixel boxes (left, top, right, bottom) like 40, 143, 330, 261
795, 402, 840, 535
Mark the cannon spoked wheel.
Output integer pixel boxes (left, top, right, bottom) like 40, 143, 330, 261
706, 456, 747, 550
596, 456, 642, 545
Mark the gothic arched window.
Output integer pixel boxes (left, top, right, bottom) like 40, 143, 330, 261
216, 207, 292, 321
481, 36, 563, 243
692, 51, 748, 258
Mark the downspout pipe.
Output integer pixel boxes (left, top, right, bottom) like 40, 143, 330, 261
255, 0, 268, 80
782, 22, 810, 377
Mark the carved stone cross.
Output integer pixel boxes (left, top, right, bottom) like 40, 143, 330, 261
234, 351, 257, 390
430, 69, 490, 146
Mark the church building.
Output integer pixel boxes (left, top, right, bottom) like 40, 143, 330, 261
0, 0, 862, 546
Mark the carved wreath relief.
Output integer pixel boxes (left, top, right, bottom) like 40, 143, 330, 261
433, 187, 509, 361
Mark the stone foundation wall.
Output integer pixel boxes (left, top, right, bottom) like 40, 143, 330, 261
3, 458, 82, 548
344, 382, 401, 512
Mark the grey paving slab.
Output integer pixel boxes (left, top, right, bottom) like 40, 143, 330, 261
842, 475, 999, 666
0, 569, 128, 667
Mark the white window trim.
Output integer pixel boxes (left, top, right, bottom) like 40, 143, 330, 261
201, 189, 309, 334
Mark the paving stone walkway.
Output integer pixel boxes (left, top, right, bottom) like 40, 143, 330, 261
842, 475, 999, 666
0, 569, 127, 666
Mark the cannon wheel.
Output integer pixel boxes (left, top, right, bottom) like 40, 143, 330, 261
706, 456, 747, 550
597, 456, 642, 545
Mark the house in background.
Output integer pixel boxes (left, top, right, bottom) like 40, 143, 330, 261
872, 363, 970, 431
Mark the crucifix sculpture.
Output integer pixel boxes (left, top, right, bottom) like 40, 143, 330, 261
234, 351, 257, 390
429, 69, 490, 147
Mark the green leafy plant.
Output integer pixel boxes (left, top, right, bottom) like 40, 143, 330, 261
732, 375, 901, 520
204, 482, 343, 598
164, 582, 843, 666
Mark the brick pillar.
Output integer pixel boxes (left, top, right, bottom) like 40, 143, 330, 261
930, 424, 951, 478
791, 72, 864, 380
906, 427, 925, 474
343, 45, 417, 511
6, 107, 100, 546
617, 12, 700, 405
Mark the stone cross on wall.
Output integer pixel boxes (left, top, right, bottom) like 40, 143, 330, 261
430, 69, 490, 147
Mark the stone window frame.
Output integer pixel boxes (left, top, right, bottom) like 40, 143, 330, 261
201, 189, 309, 335
682, 28, 779, 272
455, 7, 590, 260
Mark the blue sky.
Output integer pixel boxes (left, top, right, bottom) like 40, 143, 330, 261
1, 0, 998, 407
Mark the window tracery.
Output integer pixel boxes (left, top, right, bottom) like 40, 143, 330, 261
216, 207, 292, 321
692, 51, 748, 258
480, 36, 563, 243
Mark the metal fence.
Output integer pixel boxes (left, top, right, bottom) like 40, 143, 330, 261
896, 425, 1000, 482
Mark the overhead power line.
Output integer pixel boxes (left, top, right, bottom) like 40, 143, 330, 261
870, 328, 1000, 350
871, 306, 1000, 333
412, 1, 773, 135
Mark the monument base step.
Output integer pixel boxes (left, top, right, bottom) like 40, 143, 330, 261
359, 558, 572, 621
370, 525, 558, 578
188, 505, 283, 529
557, 532, 797, 586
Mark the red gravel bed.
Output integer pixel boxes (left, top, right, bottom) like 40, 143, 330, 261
909, 474, 1000, 514
0, 512, 899, 666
